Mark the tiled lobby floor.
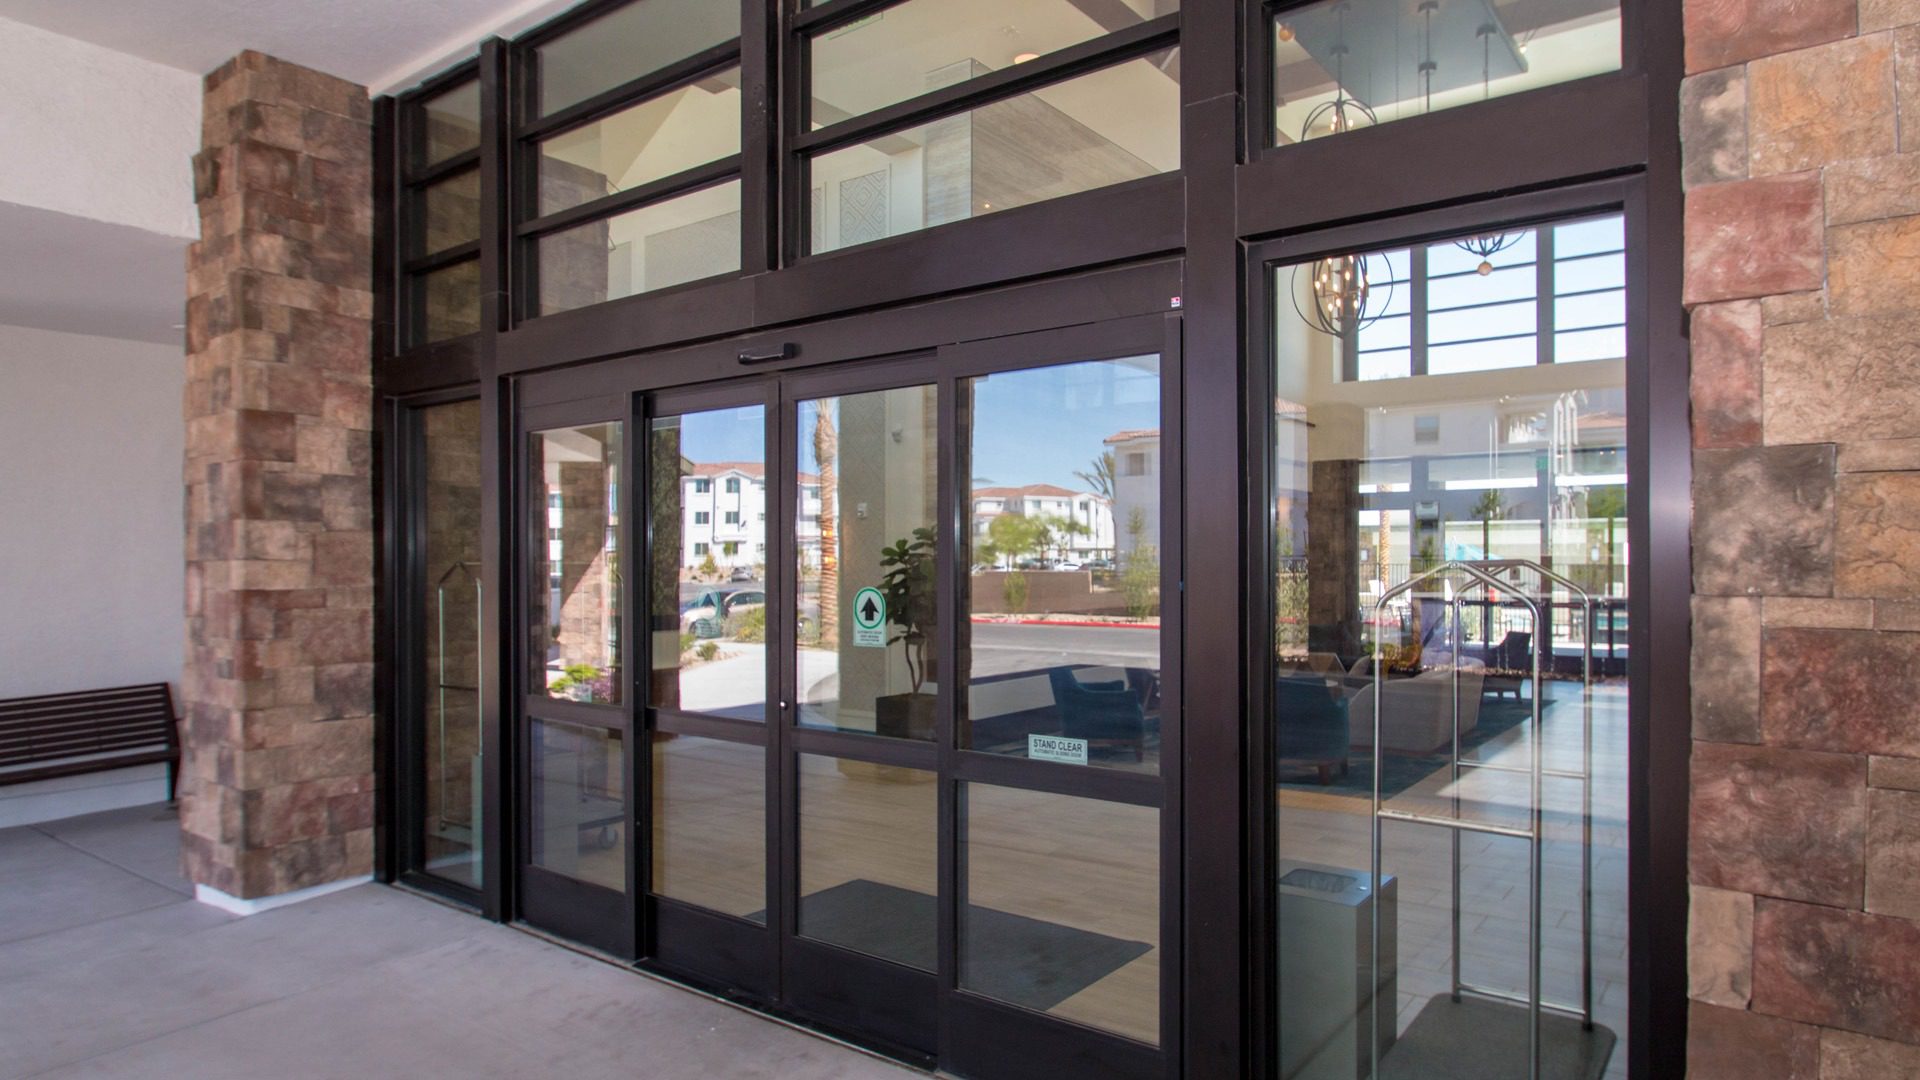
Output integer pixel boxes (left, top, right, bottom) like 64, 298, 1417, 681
0, 805, 917, 1080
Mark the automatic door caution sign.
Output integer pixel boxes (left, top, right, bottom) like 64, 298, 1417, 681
852, 587, 887, 647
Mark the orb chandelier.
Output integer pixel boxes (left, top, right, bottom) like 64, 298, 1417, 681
1454, 232, 1525, 276
1292, 253, 1391, 338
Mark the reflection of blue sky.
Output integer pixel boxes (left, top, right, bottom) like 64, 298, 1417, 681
668, 360, 1161, 493
665, 404, 764, 466
969, 357, 1160, 491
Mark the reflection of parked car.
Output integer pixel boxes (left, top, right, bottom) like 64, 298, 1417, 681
729, 566, 756, 582
1082, 558, 1115, 572
681, 588, 766, 638
1055, 561, 1083, 571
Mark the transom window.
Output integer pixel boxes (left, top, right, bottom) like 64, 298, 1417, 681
797, 0, 1183, 254
1266, 0, 1622, 147
401, 72, 483, 346
517, 0, 746, 317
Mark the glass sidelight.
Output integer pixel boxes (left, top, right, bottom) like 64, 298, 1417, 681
1266, 214, 1629, 1079
411, 398, 484, 891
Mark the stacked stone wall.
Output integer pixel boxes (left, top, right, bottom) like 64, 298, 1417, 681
1683, 4, 1920, 1071
181, 51, 374, 899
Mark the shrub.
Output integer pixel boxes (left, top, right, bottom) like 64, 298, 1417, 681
1002, 570, 1029, 613
728, 605, 768, 643
695, 641, 719, 662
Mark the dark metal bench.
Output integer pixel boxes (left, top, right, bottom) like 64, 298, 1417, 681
0, 684, 180, 800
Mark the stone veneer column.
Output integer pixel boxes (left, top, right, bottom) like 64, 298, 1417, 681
180, 51, 375, 901
1683, 4, 1920, 1073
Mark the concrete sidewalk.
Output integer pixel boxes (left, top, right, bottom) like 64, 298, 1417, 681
0, 805, 918, 1080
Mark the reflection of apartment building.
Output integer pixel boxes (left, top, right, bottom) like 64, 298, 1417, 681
970, 484, 1113, 561
1105, 429, 1161, 559
680, 463, 821, 569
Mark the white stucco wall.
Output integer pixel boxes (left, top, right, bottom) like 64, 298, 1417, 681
0, 323, 184, 700
0, 15, 199, 239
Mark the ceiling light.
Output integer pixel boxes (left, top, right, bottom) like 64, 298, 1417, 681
1012, 52, 1039, 64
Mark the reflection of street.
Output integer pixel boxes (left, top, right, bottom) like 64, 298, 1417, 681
671, 619, 1163, 714
967, 621, 1159, 679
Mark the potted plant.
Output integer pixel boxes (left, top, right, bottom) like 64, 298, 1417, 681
875, 526, 937, 740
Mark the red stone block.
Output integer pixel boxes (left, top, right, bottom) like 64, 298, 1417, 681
1690, 740, 1866, 906
1753, 899, 1920, 1042
1688, 1001, 1821, 1079
1691, 300, 1764, 448
1685, 173, 1826, 305
1763, 628, 1920, 756
1684, 0, 1858, 73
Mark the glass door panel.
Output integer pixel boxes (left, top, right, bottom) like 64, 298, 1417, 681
521, 417, 632, 956
529, 718, 626, 889
797, 752, 939, 967
1268, 214, 1629, 1079
959, 783, 1161, 1044
650, 731, 765, 920
795, 385, 939, 740
648, 405, 769, 721
958, 356, 1163, 773
533, 423, 624, 705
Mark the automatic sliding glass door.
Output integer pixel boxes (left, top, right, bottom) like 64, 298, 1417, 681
639, 389, 775, 995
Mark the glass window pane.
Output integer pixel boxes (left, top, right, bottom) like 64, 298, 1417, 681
960, 357, 1161, 773
649, 404, 766, 721
538, 69, 743, 216
414, 168, 480, 257
1272, 0, 1621, 146
532, 422, 624, 705
961, 784, 1160, 1044
1269, 213, 1630, 1077
651, 733, 764, 920
1555, 251, 1626, 294
420, 399, 482, 889
416, 79, 480, 168
807, 51, 1180, 254
530, 719, 626, 891
414, 258, 481, 345
536, 180, 741, 316
798, 753, 937, 968
536, 0, 742, 117
809, 0, 1179, 127
797, 385, 938, 739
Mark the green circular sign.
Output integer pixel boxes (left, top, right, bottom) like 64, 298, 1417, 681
852, 587, 886, 630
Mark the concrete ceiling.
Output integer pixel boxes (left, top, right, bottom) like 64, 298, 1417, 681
0, 0, 570, 92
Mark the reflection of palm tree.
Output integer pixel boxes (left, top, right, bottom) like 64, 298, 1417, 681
1074, 451, 1116, 501
813, 404, 839, 642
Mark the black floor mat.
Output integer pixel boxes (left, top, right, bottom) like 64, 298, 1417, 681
789, 879, 1152, 1013
1380, 993, 1617, 1080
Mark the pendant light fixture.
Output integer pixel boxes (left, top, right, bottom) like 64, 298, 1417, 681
1299, 2, 1376, 141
